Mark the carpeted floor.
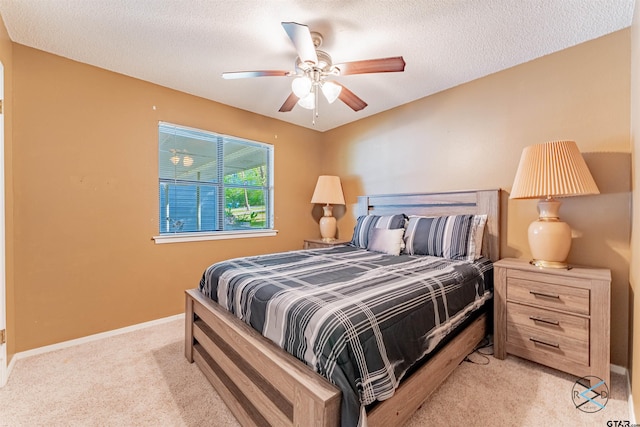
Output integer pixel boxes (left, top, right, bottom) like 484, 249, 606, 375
0, 317, 630, 426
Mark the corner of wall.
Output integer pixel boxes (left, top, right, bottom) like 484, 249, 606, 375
0, 10, 14, 372
629, 0, 640, 421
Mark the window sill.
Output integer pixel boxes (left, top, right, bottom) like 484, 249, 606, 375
153, 229, 278, 244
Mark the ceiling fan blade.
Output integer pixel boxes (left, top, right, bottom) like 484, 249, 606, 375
279, 92, 299, 112
335, 83, 367, 112
334, 56, 406, 75
222, 70, 291, 79
281, 22, 318, 65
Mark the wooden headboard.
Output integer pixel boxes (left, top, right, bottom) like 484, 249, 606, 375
355, 189, 501, 262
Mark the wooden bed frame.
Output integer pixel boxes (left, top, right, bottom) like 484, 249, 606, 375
185, 189, 501, 426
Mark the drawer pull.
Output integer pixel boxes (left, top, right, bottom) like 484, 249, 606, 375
529, 290, 560, 299
529, 316, 560, 326
529, 337, 560, 348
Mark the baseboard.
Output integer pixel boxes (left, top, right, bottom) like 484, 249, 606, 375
611, 363, 627, 376
3, 352, 16, 387
8, 313, 183, 368
610, 363, 635, 423
628, 369, 636, 424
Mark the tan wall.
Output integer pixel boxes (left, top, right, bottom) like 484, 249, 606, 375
0, 15, 14, 361
324, 30, 632, 367
629, 0, 640, 420
11, 44, 324, 352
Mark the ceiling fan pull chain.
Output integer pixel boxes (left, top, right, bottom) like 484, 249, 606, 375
315, 85, 319, 120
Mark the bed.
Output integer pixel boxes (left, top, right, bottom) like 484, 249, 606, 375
185, 189, 500, 427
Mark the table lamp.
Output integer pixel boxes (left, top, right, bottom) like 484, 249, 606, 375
311, 175, 345, 241
510, 140, 599, 268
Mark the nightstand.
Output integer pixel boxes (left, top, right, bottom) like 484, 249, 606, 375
303, 238, 349, 249
493, 258, 611, 387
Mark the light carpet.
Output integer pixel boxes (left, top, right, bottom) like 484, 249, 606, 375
0, 317, 630, 426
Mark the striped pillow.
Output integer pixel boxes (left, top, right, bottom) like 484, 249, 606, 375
350, 214, 407, 249
403, 214, 487, 261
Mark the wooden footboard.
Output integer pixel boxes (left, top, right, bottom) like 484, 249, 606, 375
186, 288, 487, 427
185, 288, 341, 427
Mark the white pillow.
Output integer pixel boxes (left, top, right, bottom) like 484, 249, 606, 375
367, 228, 405, 256
469, 214, 488, 260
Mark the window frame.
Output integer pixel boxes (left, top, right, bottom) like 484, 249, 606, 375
153, 122, 276, 244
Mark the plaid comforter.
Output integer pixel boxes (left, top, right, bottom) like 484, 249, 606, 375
199, 245, 493, 427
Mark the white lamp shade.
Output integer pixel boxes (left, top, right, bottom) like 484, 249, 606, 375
510, 140, 599, 199
321, 81, 342, 104
311, 175, 345, 205
297, 92, 315, 110
292, 76, 312, 98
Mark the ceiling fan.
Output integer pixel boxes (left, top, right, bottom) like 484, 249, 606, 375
222, 22, 406, 123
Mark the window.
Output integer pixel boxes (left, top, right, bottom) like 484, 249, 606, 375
156, 122, 274, 242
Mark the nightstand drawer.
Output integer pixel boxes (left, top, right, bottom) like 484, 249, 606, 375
507, 277, 589, 315
506, 302, 589, 342
506, 323, 589, 366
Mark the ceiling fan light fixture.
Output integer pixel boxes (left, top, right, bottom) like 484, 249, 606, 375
321, 81, 342, 104
297, 92, 315, 109
292, 76, 312, 98
222, 22, 406, 124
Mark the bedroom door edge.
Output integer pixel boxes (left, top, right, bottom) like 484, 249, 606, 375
0, 61, 7, 388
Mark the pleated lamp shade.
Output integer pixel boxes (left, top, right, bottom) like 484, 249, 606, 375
510, 140, 599, 269
510, 140, 599, 200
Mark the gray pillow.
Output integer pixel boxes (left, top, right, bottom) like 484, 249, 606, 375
403, 214, 487, 260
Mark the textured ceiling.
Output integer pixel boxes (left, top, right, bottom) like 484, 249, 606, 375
0, 0, 635, 132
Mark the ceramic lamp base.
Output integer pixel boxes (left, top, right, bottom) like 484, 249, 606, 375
528, 199, 571, 269
319, 205, 337, 241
